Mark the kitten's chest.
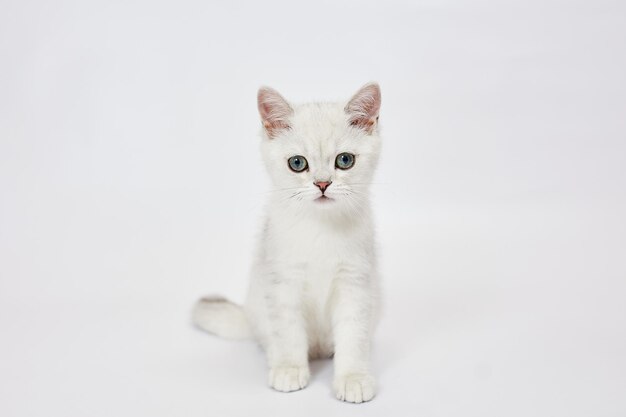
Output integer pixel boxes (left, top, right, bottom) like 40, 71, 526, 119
265, 215, 373, 296
273, 219, 361, 303
270, 219, 359, 266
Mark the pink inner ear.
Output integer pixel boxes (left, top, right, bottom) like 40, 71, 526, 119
345, 83, 381, 133
257, 87, 293, 138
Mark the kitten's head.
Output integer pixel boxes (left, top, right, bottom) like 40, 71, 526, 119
257, 83, 381, 216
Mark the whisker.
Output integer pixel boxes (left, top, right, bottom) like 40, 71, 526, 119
261, 186, 308, 194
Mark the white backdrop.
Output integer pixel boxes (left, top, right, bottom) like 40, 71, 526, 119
1, 0, 625, 416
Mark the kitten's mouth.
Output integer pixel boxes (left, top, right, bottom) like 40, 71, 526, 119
315, 195, 333, 203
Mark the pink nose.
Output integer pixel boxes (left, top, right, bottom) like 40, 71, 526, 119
314, 181, 332, 193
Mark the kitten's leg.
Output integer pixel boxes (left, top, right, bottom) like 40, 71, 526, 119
331, 269, 375, 403
263, 271, 310, 393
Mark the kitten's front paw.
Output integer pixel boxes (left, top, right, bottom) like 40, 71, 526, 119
268, 365, 310, 392
333, 373, 376, 403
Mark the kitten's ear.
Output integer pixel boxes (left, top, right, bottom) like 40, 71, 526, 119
257, 87, 293, 138
345, 82, 381, 134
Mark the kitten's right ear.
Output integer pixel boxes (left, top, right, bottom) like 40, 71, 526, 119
257, 87, 293, 138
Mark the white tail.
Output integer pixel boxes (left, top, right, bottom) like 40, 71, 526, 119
192, 296, 252, 340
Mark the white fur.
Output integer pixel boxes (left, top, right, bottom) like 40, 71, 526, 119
193, 83, 382, 403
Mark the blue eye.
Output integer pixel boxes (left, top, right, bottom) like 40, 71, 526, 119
288, 155, 308, 172
335, 153, 355, 170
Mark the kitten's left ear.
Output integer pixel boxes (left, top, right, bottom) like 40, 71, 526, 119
345, 82, 381, 134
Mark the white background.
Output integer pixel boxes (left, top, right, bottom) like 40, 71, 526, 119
1, 0, 625, 415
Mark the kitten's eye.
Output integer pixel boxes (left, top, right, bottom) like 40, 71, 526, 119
335, 153, 355, 170
287, 155, 308, 172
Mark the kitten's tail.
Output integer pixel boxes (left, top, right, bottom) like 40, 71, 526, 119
192, 296, 252, 340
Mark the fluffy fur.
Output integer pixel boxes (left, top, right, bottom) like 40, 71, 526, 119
193, 83, 382, 403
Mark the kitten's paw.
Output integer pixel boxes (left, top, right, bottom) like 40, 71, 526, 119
268, 365, 310, 392
333, 373, 376, 403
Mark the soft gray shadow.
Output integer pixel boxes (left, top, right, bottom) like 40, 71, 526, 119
309, 357, 333, 384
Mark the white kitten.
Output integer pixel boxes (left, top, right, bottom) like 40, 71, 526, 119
193, 83, 382, 403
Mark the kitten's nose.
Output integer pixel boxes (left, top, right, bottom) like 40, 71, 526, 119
314, 181, 332, 193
